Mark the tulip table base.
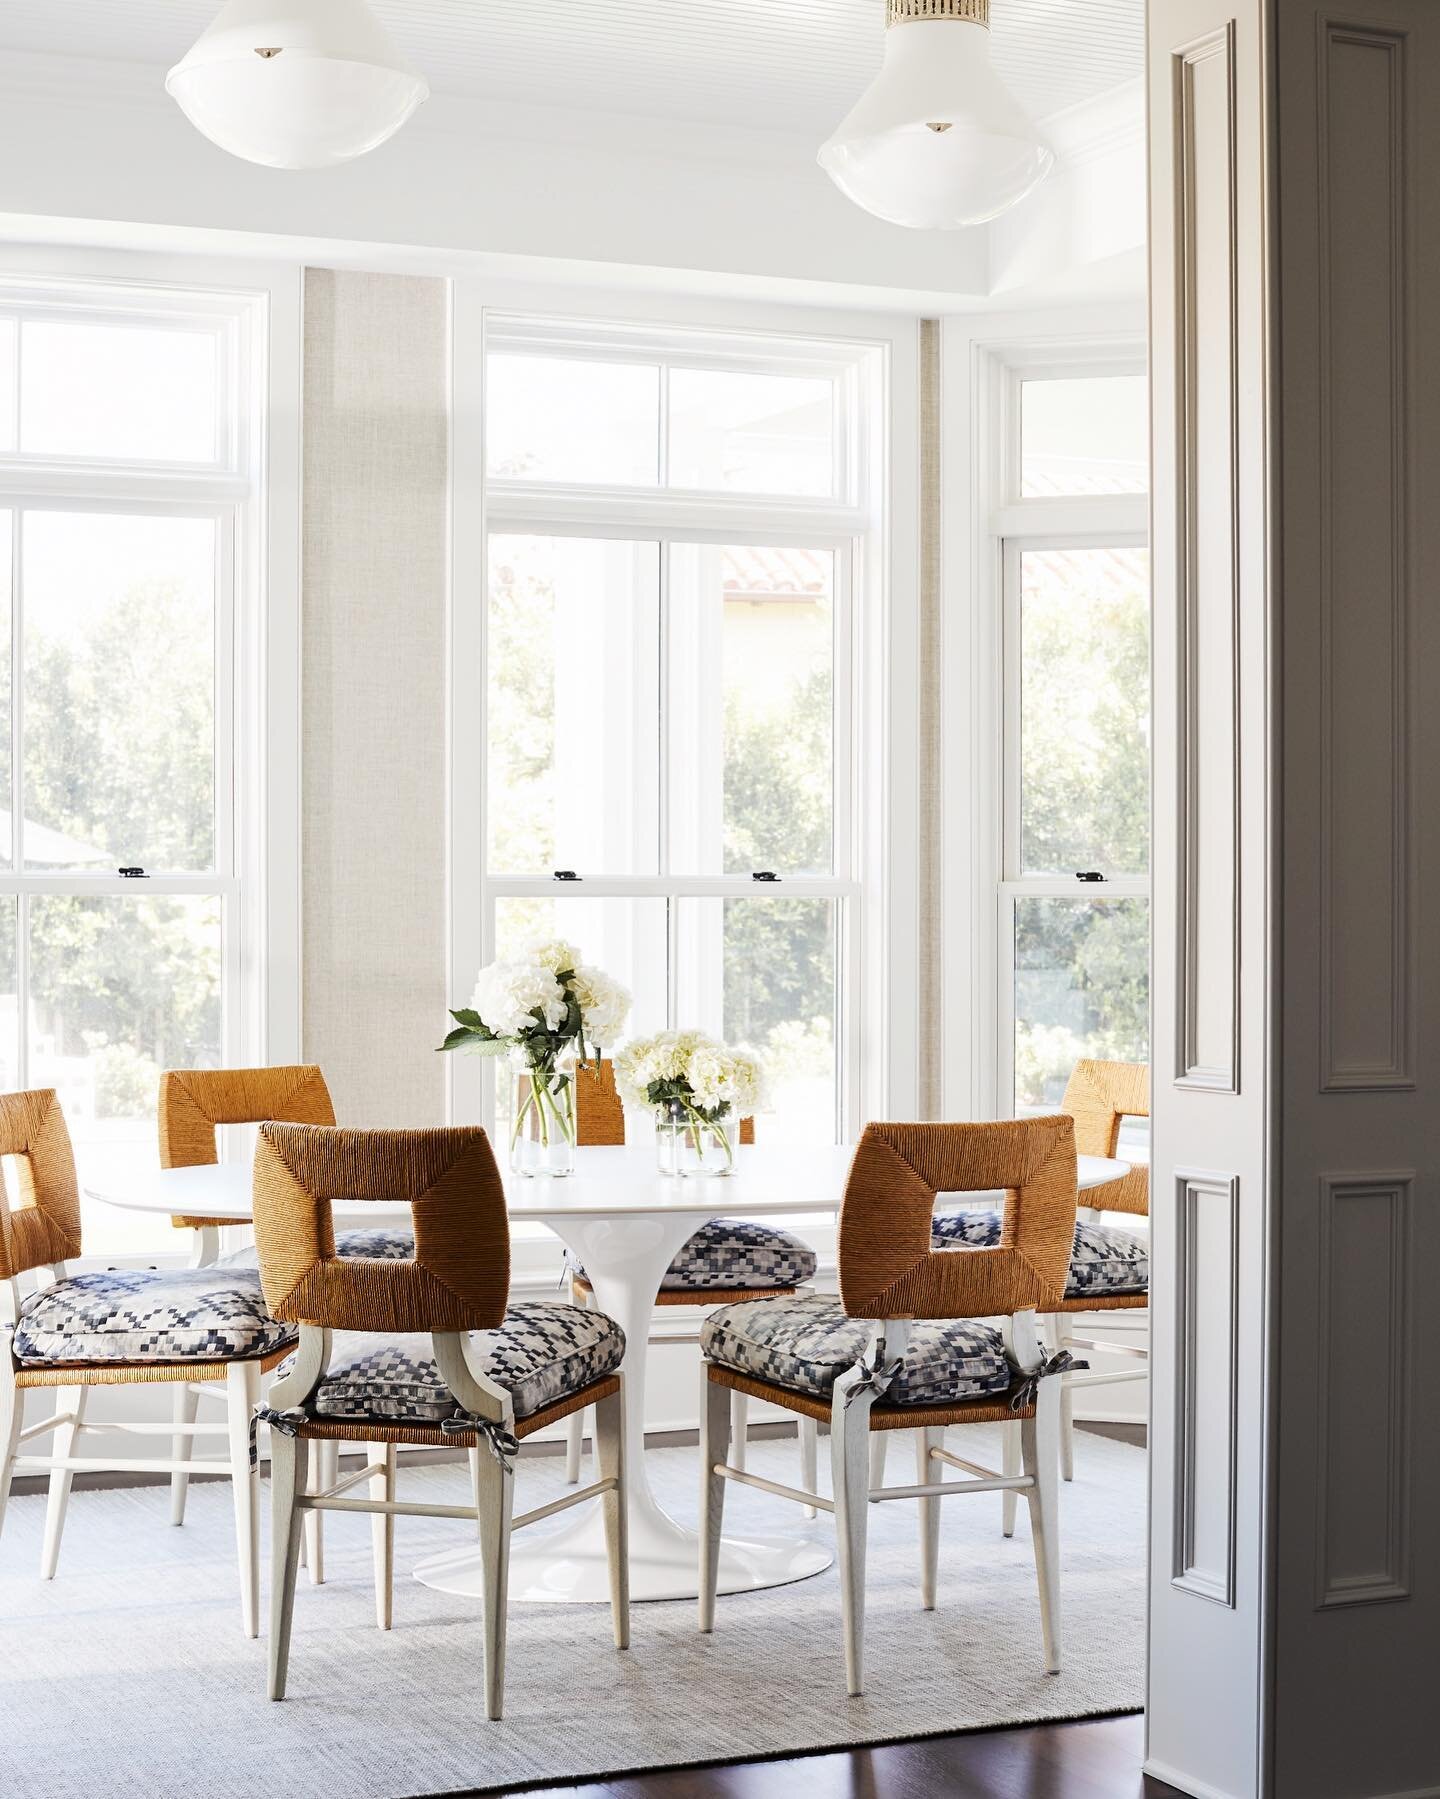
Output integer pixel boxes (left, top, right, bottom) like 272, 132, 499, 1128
412, 1201, 834, 1605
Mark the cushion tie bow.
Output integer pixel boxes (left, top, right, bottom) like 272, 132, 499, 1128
844, 1347, 904, 1409
440, 1410, 520, 1473
1009, 1349, 1088, 1414
248, 1403, 309, 1471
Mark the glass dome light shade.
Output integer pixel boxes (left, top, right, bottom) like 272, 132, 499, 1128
166, 0, 429, 171
818, 9, 1053, 229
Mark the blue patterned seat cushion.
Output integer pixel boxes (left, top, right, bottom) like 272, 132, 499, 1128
931, 1208, 1149, 1299
12, 1267, 296, 1365
569, 1218, 817, 1293
700, 1293, 1012, 1406
220, 1224, 415, 1269
280, 1300, 625, 1426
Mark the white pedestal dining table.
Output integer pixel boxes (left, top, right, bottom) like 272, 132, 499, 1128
86, 1143, 1130, 1606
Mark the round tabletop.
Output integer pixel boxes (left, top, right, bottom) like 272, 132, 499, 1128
84, 1144, 1133, 1223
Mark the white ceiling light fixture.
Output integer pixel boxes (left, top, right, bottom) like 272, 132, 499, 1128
166, 0, 429, 171
818, 0, 1054, 230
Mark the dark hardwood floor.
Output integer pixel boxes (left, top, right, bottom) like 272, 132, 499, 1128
464, 1714, 1184, 1798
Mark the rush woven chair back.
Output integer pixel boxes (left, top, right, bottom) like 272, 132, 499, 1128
566, 1061, 813, 1497
0, 1089, 82, 1285
1061, 1058, 1149, 1217
698, 1115, 1080, 1695
0, 1090, 296, 1637
1027, 1057, 1152, 1497
159, 1065, 336, 1251
251, 1122, 628, 1718
573, 1059, 756, 1147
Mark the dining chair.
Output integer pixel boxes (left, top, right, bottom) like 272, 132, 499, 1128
697, 1115, 1080, 1696
872, 1058, 1150, 1508
0, 1088, 294, 1636
159, 1064, 417, 1576
562, 1058, 820, 1502
250, 1121, 629, 1719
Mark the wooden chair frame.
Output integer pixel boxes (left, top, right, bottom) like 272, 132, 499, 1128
563, 1060, 819, 1506
252, 1121, 629, 1719
699, 1116, 1078, 1696
872, 1059, 1151, 1512
0, 1089, 280, 1637
1000, 1058, 1151, 1523
158, 1064, 342, 1576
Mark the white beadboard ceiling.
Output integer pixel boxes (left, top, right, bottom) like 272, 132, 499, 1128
0, 0, 1143, 137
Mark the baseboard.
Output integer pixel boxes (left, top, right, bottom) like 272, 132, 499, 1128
1142, 1758, 1243, 1799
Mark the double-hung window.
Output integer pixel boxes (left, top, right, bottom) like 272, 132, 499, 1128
997, 357, 1151, 1115
0, 275, 266, 1250
477, 315, 883, 1142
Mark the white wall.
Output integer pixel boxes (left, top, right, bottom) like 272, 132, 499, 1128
0, 51, 1143, 315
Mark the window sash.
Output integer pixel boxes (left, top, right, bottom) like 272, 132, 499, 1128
0, 496, 235, 882
1000, 531, 1151, 886
994, 356, 1151, 1113
475, 317, 882, 1147
481, 526, 858, 886
0, 270, 267, 1263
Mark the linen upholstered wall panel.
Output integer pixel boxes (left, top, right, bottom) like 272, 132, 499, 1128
301, 269, 448, 1126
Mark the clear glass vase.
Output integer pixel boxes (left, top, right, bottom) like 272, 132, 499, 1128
654, 1100, 737, 1178
506, 1057, 577, 1178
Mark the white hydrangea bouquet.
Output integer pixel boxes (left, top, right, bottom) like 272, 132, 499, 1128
439, 938, 630, 1177
614, 1029, 767, 1177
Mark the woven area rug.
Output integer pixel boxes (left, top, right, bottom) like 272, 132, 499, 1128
0, 1426, 1144, 1798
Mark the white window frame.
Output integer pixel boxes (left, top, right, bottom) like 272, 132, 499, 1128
451, 282, 920, 1147
939, 312, 1149, 1122
0, 247, 303, 1258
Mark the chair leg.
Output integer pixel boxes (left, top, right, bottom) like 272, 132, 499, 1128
40, 1385, 87, 1580
170, 1384, 201, 1526
593, 1386, 630, 1651
831, 1397, 873, 1697
564, 1407, 585, 1484
799, 1415, 819, 1519
1045, 1314, 1075, 1481
868, 1428, 889, 1500
370, 1442, 397, 1630
226, 1361, 261, 1639
730, 1391, 749, 1473
1021, 1379, 1063, 1674
305, 1438, 339, 1585
916, 1425, 941, 1611
0, 1375, 25, 1546
1002, 1419, 1021, 1538
474, 1437, 515, 1722
267, 1430, 309, 1701
697, 1374, 731, 1633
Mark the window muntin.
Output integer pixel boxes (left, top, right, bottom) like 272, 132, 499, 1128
0, 278, 257, 1254
485, 327, 846, 503
1020, 374, 1148, 497
481, 321, 869, 1146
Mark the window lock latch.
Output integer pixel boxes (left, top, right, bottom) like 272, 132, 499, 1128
118, 867, 148, 879
751, 871, 781, 883
1075, 871, 1106, 883
552, 869, 581, 882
